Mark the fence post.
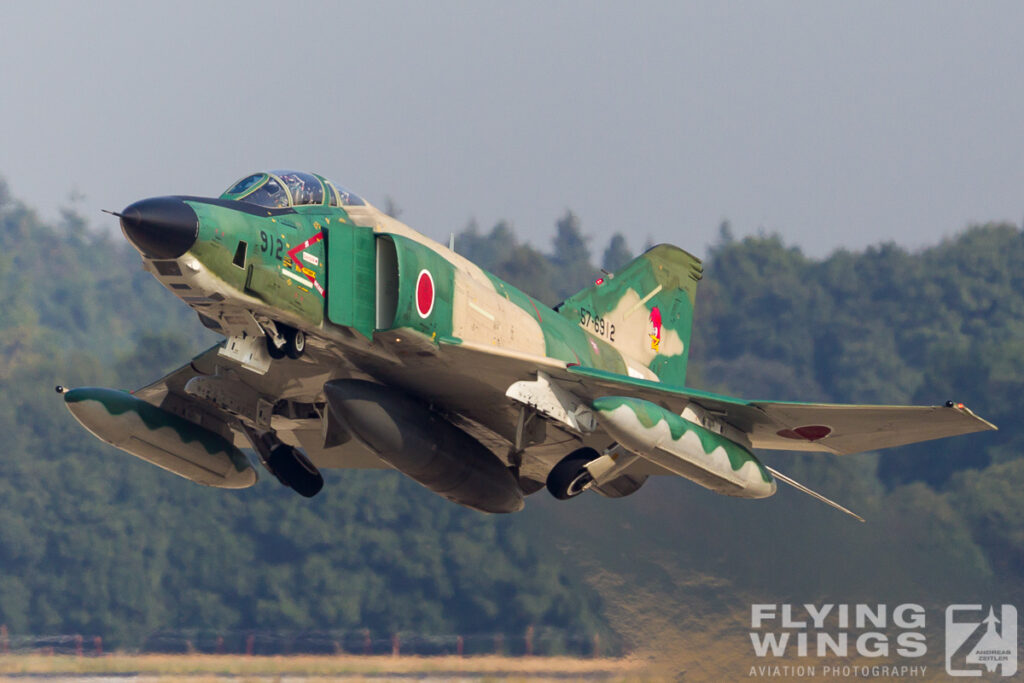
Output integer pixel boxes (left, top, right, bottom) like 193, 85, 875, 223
93, 636, 103, 657
456, 635, 464, 657
245, 634, 254, 656
216, 635, 224, 655
1, 624, 8, 654
593, 633, 602, 658
74, 634, 83, 657
391, 633, 400, 657
363, 629, 372, 656
524, 625, 534, 656
494, 633, 504, 656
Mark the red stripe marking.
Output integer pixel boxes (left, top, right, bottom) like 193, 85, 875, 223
528, 298, 543, 323
287, 231, 324, 262
285, 231, 326, 298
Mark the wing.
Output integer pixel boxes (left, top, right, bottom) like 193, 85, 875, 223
132, 344, 390, 469
426, 337, 995, 458
561, 366, 997, 455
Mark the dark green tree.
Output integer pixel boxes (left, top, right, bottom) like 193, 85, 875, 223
601, 233, 633, 273
551, 211, 598, 300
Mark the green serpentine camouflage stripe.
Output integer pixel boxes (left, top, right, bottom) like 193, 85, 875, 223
592, 395, 772, 483
64, 387, 250, 472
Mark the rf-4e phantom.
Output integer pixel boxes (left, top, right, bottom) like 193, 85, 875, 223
61, 170, 995, 520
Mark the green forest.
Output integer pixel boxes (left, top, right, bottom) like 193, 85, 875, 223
0, 178, 1020, 652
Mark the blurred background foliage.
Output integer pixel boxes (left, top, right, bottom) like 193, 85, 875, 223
0, 178, 1020, 648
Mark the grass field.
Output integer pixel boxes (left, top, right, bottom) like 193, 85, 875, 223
0, 653, 643, 681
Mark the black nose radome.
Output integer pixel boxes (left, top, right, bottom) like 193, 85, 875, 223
119, 197, 198, 259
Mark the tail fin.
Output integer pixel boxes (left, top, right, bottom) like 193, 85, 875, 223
557, 244, 702, 385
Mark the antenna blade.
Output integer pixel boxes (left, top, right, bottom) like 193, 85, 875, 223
449, 232, 456, 251
766, 466, 865, 523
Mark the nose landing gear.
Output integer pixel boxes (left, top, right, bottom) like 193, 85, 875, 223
264, 322, 306, 360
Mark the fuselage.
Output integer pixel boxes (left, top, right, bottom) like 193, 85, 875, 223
129, 195, 655, 381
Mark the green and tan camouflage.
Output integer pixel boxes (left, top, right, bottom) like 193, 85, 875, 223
63, 387, 257, 488
61, 170, 996, 519
592, 396, 775, 498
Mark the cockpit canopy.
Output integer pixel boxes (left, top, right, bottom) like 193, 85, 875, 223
220, 170, 366, 209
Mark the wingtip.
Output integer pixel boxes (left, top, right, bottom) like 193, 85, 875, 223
945, 401, 998, 432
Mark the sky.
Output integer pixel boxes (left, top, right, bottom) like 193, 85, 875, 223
2, 1, 1023, 259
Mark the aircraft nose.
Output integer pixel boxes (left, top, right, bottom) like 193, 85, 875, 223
119, 197, 198, 259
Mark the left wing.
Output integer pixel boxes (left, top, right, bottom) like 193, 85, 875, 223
561, 366, 997, 455
430, 339, 995, 459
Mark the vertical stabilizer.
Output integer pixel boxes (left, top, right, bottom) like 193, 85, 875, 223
556, 245, 702, 385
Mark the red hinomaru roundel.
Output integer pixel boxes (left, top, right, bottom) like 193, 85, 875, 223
416, 269, 435, 318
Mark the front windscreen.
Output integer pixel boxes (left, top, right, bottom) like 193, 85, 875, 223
223, 173, 266, 198
238, 176, 290, 208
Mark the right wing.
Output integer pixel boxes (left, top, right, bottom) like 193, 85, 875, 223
133, 344, 390, 469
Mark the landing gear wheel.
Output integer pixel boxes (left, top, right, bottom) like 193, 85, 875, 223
267, 444, 324, 497
546, 447, 599, 500
284, 327, 306, 359
266, 334, 286, 359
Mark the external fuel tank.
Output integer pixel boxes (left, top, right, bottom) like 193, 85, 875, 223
324, 380, 523, 513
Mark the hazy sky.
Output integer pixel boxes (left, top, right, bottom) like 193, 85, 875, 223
2, 1, 1023, 258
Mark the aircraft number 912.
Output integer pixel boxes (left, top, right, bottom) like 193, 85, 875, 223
579, 307, 615, 342
259, 231, 285, 261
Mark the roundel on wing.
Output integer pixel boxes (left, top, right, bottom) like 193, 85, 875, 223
776, 425, 832, 442
416, 269, 435, 318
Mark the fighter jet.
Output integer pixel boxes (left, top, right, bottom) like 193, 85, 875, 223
60, 170, 996, 520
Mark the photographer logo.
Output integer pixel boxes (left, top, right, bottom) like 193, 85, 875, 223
945, 605, 1017, 677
